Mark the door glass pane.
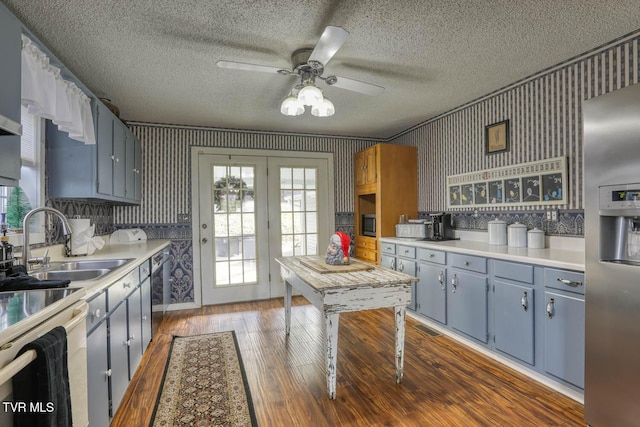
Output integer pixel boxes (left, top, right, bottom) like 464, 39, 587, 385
212, 164, 258, 286
280, 167, 319, 257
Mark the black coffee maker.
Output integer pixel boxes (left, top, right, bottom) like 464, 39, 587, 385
429, 213, 453, 240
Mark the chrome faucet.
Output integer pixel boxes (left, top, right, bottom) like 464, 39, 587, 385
22, 207, 72, 270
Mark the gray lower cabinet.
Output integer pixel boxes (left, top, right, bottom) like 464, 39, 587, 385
448, 253, 489, 343
449, 270, 489, 343
493, 260, 536, 365
86, 261, 154, 427
0, 4, 22, 186
543, 267, 585, 389
86, 319, 109, 427
416, 248, 447, 324
416, 262, 447, 324
396, 245, 417, 311
380, 238, 586, 392
494, 280, 535, 365
109, 299, 130, 415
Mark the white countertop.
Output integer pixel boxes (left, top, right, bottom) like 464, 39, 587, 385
380, 236, 585, 271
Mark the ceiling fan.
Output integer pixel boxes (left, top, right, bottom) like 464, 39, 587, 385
216, 26, 385, 117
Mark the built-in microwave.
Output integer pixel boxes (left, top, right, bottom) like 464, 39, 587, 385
362, 214, 376, 237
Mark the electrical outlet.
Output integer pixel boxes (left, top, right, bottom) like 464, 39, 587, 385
551, 209, 558, 221
177, 213, 191, 223
546, 210, 551, 220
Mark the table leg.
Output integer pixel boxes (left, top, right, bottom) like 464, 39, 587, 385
284, 280, 292, 335
394, 305, 406, 383
325, 312, 339, 399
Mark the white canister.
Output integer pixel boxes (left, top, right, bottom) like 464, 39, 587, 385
508, 222, 528, 247
488, 219, 507, 245
527, 227, 545, 249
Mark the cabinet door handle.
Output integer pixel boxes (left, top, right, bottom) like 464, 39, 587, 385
142, 315, 147, 320
125, 339, 131, 347
556, 278, 583, 287
451, 274, 457, 293
546, 298, 555, 318
521, 291, 528, 311
388, 258, 395, 269
105, 369, 112, 379
398, 260, 404, 272
438, 271, 444, 290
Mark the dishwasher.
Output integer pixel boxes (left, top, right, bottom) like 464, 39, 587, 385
151, 247, 171, 337
0, 288, 88, 426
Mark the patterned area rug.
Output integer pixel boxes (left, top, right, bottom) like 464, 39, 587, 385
150, 332, 257, 426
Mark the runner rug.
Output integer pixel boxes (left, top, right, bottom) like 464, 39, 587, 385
150, 331, 258, 426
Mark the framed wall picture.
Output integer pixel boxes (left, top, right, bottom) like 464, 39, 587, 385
485, 120, 510, 154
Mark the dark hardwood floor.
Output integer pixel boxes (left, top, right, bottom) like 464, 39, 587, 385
112, 296, 585, 426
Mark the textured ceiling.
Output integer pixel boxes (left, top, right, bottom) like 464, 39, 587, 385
3, 0, 640, 139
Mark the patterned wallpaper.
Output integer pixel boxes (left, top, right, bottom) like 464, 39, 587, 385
391, 32, 640, 215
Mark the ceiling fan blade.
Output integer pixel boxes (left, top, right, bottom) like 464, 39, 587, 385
308, 26, 350, 67
216, 60, 290, 74
329, 75, 385, 96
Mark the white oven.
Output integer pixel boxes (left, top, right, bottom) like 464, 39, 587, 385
0, 290, 88, 427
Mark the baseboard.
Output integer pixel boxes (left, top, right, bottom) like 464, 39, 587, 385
406, 311, 584, 404
166, 302, 199, 311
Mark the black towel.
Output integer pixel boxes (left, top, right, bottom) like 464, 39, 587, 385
12, 326, 72, 427
0, 274, 70, 292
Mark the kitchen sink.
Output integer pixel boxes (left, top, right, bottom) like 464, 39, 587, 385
54, 258, 134, 271
31, 268, 111, 281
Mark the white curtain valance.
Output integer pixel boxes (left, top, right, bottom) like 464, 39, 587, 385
21, 35, 96, 145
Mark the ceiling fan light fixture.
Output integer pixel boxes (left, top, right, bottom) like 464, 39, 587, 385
311, 97, 335, 117
298, 84, 324, 107
280, 95, 304, 116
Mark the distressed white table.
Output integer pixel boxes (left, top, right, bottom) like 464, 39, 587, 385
275, 255, 417, 399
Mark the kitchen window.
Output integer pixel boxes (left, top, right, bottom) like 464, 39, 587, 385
1, 105, 45, 245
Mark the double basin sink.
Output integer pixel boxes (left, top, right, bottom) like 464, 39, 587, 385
31, 258, 134, 282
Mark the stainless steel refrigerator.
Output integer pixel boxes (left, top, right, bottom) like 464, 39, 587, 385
584, 82, 640, 426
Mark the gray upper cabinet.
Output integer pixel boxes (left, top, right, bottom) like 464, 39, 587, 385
47, 99, 141, 204
0, 5, 22, 186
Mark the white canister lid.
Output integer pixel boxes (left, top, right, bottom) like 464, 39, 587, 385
528, 227, 544, 235
508, 221, 527, 229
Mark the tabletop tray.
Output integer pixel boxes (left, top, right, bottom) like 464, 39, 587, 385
298, 256, 374, 274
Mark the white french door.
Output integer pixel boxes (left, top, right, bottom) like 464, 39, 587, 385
195, 149, 333, 306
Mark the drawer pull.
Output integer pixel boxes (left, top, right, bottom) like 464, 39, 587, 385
557, 278, 582, 287
464, 261, 469, 266
91, 308, 102, 321
404, 249, 410, 254
123, 282, 131, 289
546, 298, 555, 318
429, 253, 435, 258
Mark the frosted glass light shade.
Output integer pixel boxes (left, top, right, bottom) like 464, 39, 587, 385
280, 96, 304, 116
297, 84, 323, 106
311, 98, 335, 117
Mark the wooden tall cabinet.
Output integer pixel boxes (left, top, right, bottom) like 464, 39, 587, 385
353, 144, 417, 264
